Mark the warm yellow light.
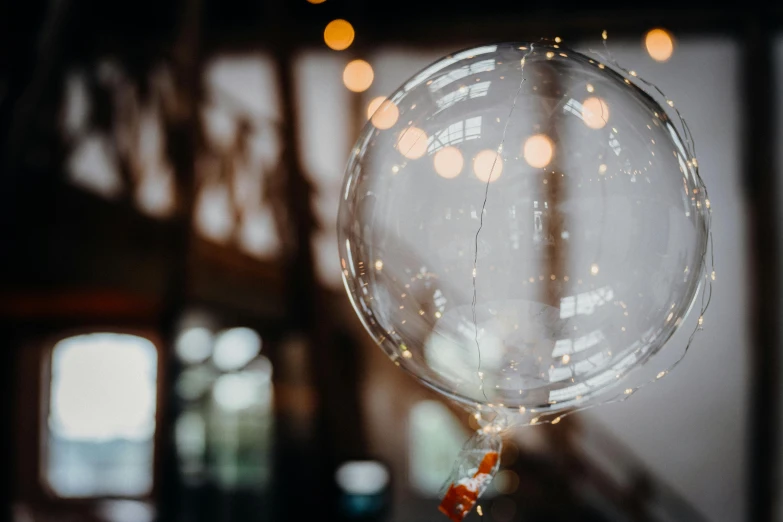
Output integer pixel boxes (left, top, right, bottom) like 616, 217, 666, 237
523, 134, 554, 168
645, 28, 674, 62
367, 96, 399, 129
433, 146, 464, 179
374, 259, 383, 271
324, 19, 355, 51
473, 149, 503, 182
396, 127, 428, 159
590, 263, 600, 275
367, 97, 384, 118
307, 0, 326, 4
582, 97, 609, 129
343, 59, 373, 92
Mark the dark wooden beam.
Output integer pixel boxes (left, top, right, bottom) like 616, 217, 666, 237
155, 0, 204, 518
742, 14, 779, 522
0, 290, 159, 319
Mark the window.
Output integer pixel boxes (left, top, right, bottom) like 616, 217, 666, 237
172, 324, 274, 490
46, 333, 158, 497
408, 400, 466, 496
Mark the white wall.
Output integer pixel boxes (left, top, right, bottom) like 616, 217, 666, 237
580, 38, 748, 522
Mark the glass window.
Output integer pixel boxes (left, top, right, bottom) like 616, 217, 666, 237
46, 333, 158, 497
408, 400, 466, 496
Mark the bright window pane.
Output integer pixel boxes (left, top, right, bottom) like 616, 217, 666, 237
47, 333, 158, 497
408, 400, 466, 496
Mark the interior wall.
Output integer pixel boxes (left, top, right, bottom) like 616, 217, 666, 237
579, 38, 747, 522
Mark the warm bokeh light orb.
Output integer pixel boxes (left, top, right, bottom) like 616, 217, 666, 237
396, 126, 428, 159
434, 146, 464, 179
367, 97, 400, 129
645, 28, 675, 62
343, 59, 374, 92
473, 149, 503, 182
339, 43, 710, 418
582, 96, 610, 129
523, 134, 554, 168
324, 19, 355, 51
367, 96, 385, 119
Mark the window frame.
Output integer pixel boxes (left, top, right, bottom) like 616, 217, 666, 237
14, 324, 166, 513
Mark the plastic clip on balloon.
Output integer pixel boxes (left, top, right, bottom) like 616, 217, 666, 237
338, 41, 712, 520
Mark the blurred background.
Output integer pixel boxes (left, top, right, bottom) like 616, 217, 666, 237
1, 0, 780, 521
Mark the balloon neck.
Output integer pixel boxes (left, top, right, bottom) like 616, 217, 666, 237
438, 429, 502, 522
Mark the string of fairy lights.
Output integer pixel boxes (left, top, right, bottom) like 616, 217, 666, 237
309, 8, 679, 189
314, 1, 705, 429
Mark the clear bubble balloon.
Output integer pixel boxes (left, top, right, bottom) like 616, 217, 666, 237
338, 42, 710, 420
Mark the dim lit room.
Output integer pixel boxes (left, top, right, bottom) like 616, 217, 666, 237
1, 0, 780, 521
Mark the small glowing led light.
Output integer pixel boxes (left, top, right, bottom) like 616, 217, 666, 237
554, 36, 562, 43
307, 0, 326, 3
562, 354, 571, 364
396, 127, 428, 159
698, 315, 704, 326
657, 371, 666, 379
586, 83, 594, 93
343, 59, 373, 92
602, 30, 608, 40
711, 270, 716, 281
590, 263, 600, 275
645, 28, 675, 62
552, 416, 561, 424
546, 51, 555, 59
374, 259, 383, 271
624, 388, 634, 395
391, 165, 399, 174
473, 149, 503, 182
324, 19, 355, 51
434, 146, 464, 179
523, 134, 554, 168
367, 97, 399, 129
477, 505, 483, 516
519, 406, 526, 413
402, 350, 412, 359
598, 164, 607, 175
582, 97, 610, 129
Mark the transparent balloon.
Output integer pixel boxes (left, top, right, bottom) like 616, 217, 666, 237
338, 42, 711, 427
